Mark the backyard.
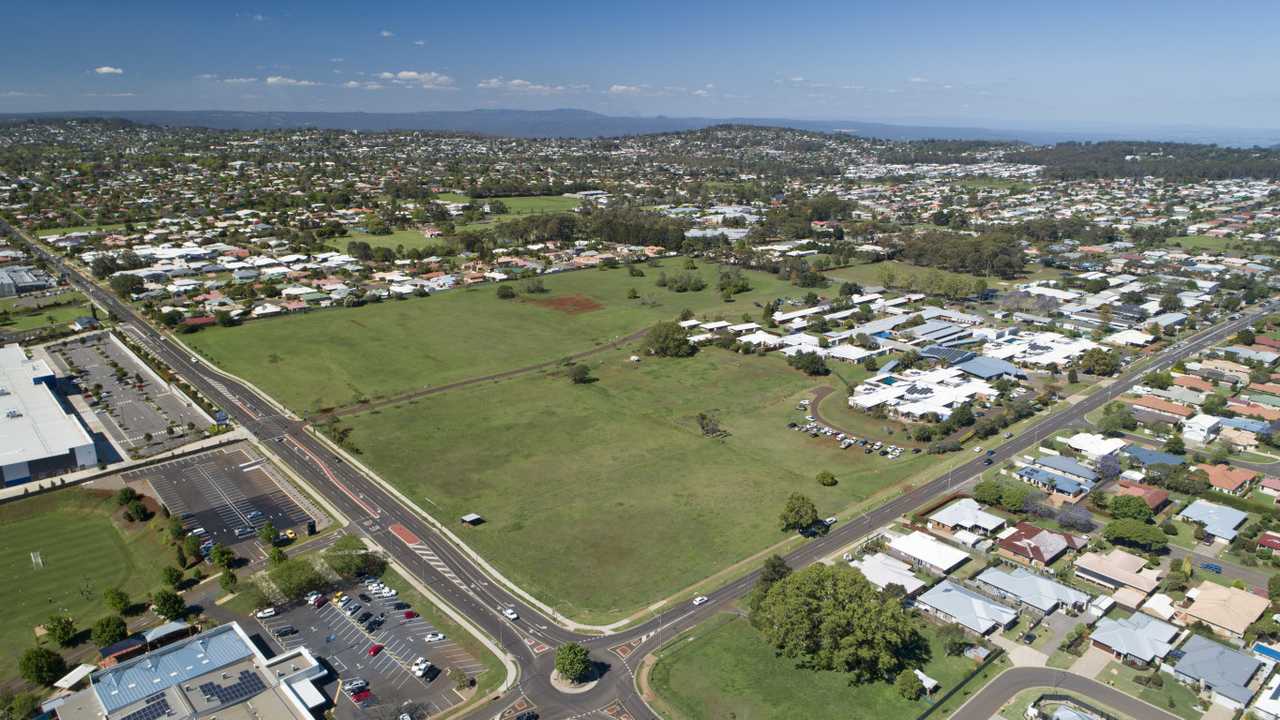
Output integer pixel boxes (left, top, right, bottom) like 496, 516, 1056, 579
183, 262, 799, 413
0, 490, 171, 686
1099, 661, 1203, 720
334, 347, 933, 622
649, 613, 994, 720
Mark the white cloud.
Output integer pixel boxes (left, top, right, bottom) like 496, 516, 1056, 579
195, 73, 219, 80
342, 80, 384, 90
222, 77, 258, 84
691, 89, 708, 97
329, 57, 344, 63
608, 84, 643, 95
0, 90, 43, 97
251, 13, 265, 21
85, 92, 137, 97
413, 40, 425, 46
265, 76, 318, 86
93, 66, 124, 75
379, 29, 394, 37
476, 77, 568, 94
376, 70, 455, 89
908, 76, 929, 83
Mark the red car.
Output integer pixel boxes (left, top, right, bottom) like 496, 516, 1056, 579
367, 644, 384, 657
350, 690, 372, 704
312, 595, 328, 608
403, 610, 419, 620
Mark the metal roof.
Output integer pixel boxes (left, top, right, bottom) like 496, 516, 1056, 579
91, 624, 254, 714
1173, 635, 1261, 704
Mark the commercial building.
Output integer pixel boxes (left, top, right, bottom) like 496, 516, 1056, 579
0, 265, 57, 297
0, 344, 97, 485
54, 622, 327, 720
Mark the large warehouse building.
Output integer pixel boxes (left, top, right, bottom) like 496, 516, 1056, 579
0, 343, 97, 485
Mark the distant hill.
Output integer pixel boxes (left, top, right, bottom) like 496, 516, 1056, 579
2, 108, 1278, 146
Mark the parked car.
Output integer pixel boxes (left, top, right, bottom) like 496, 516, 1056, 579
358, 611, 373, 623
411, 657, 431, 677
350, 690, 372, 704
1201, 562, 1223, 574
272, 625, 297, 638
823, 516, 837, 527
423, 632, 445, 642
358, 593, 372, 603
692, 596, 709, 606
367, 644, 384, 657
254, 607, 277, 619
404, 610, 420, 620
342, 678, 368, 693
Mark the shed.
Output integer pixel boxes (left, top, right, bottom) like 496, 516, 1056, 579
460, 513, 484, 526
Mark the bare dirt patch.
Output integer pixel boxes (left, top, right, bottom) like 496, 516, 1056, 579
527, 293, 604, 315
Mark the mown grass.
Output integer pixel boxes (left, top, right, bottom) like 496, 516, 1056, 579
338, 348, 933, 622
184, 262, 799, 413
0, 490, 172, 685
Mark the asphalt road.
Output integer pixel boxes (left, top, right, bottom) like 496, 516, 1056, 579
950, 666, 1181, 720
11, 221, 1270, 720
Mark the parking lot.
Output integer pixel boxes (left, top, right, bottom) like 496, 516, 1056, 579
46, 334, 211, 458
254, 580, 488, 719
124, 443, 318, 558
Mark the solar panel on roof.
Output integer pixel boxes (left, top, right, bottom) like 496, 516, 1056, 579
117, 695, 172, 720
198, 671, 266, 705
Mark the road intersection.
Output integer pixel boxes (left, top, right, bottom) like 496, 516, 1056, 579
11, 220, 1271, 719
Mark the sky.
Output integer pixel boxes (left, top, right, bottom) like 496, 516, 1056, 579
2, 0, 1279, 131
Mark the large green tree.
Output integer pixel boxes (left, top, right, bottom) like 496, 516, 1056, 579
19, 647, 66, 686
1108, 495, 1154, 523
1103, 519, 1168, 551
44, 615, 76, 647
91, 616, 128, 647
779, 493, 819, 532
644, 321, 695, 357
151, 590, 186, 620
554, 643, 592, 684
752, 564, 927, 682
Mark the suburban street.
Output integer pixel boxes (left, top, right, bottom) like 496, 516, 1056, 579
10, 219, 1272, 720
950, 667, 1182, 720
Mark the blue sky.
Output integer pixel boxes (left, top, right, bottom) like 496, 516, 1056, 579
2, 0, 1278, 130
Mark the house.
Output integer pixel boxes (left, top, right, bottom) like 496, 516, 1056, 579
1178, 583, 1269, 640
1249, 672, 1280, 720
974, 566, 1090, 616
1063, 433, 1127, 460
927, 499, 1006, 539
1261, 477, 1280, 498
1197, 463, 1256, 496
996, 522, 1086, 568
1015, 465, 1092, 498
1178, 498, 1248, 542
1127, 395, 1195, 423
1172, 634, 1262, 710
1112, 480, 1170, 513
915, 580, 1018, 636
1073, 548, 1161, 607
1219, 426, 1259, 452
1033, 455, 1098, 485
848, 552, 926, 597
1182, 414, 1223, 446
887, 531, 970, 575
1090, 613, 1180, 667
1122, 444, 1186, 468
1196, 358, 1252, 386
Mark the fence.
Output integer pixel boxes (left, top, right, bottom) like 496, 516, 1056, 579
915, 646, 1005, 720
1032, 692, 1120, 720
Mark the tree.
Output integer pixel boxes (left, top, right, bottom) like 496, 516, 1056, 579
568, 364, 592, 384
44, 615, 76, 647
208, 544, 235, 569
554, 643, 592, 684
257, 521, 277, 547
896, 668, 925, 700
1163, 434, 1186, 455
645, 321, 694, 357
109, 274, 144, 298
786, 351, 830, 376
779, 493, 819, 533
1076, 348, 1121, 376
754, 565, 926, 681
1109, 495, 1154, 523
220, 569, 238, 593
161, 566, 184, 589
324, 535, 386, 580
936, 623, 969, 656
1103, 519, 1169, 551
269, 547, 288, 566
973, 479, 1003, 507
269, 558, 327, 600
496, 285, 516, 299
115, 487, 140, 506
104, 587, 130, 614
91, 616, 128, 647
816, 470, 837, 487
151, 590, 186, 620
1269, 574, 1280, 601
999, 483, 1031, 513
761, 554, 792, 585
18, 647, 66, 686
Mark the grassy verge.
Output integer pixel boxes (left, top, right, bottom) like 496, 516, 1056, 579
1099, 661, 1201, 720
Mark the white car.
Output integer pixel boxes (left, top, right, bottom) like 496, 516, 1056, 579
824, 516, 837, 527
410, 657, 431, 678
423, 632, 446, 642
342, 678, 368, 693
254, 607, 277, 619
692, 595, 709, 606
973, 446, 983, 453
379, 588, 398, 598
502, 607, 519, 621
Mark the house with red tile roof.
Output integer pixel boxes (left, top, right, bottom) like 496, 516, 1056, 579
1172, 375, 1214, 393
1197, 463, 1257, 496
1128, 395, 1195, 421
996, 522, 1086, 568
1113, 480, 1170, 512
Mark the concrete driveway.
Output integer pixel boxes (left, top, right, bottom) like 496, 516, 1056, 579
993, 635, 1047, 668
1068, 646, 1112, 679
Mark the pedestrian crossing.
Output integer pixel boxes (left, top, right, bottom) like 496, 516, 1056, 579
405, 542, 467, 591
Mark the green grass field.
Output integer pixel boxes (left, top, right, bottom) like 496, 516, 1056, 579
828, 260, 1001, 291
1101, 661, 1201, 720
35, 223, 128, 236
0, 293, 90, 332
650, 614, 985, 720
1171, 235, 1236, 254
341, 229, 445, 253
184, 263, 798, 413
0, 490, 171, 684
336, 348, 933, 622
